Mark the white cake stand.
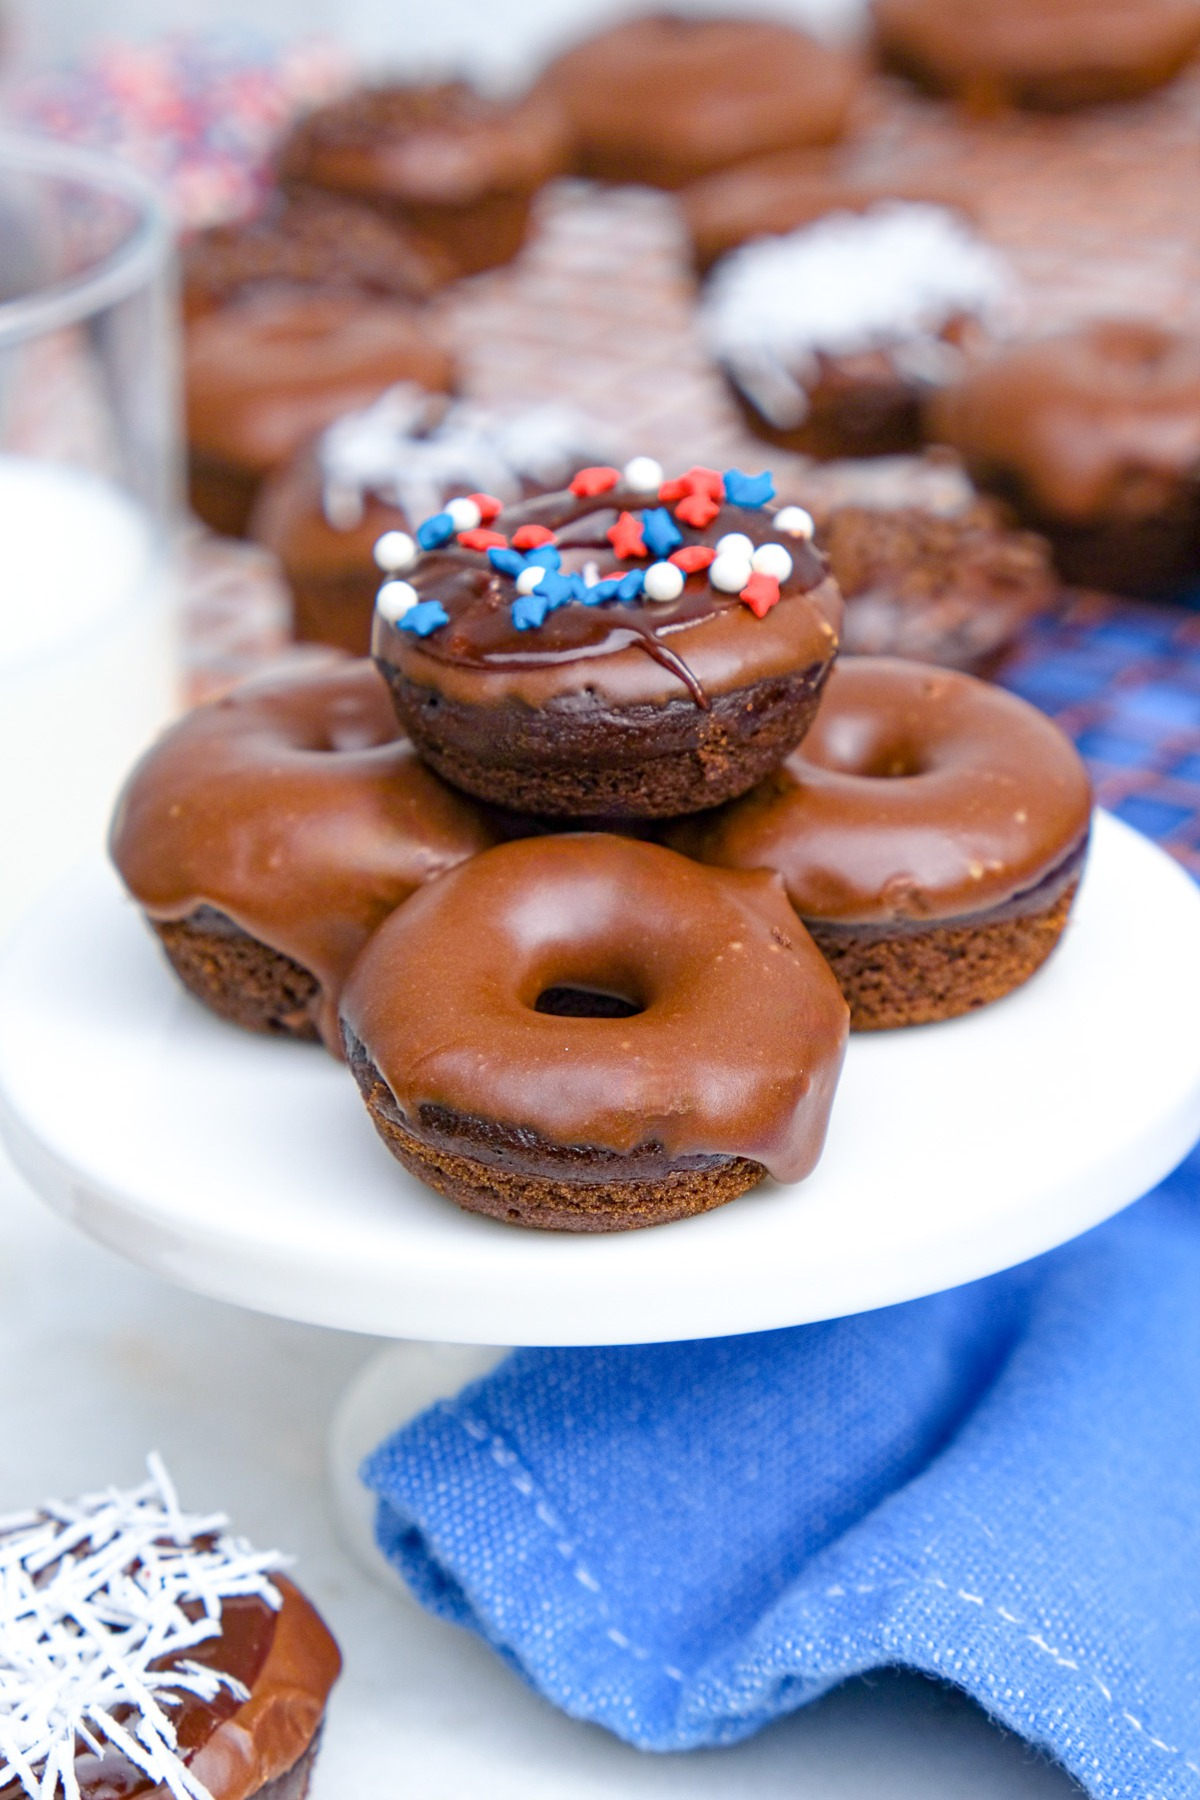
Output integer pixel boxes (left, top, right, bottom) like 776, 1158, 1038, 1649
1, 811, 1199, 1577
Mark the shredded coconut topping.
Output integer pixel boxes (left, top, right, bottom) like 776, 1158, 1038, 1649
318, 384, 621, 530
0, 1455, 286, 1800
702, 203, 1013, 429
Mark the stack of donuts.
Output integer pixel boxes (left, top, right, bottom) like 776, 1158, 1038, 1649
111, 461, 1092, 1233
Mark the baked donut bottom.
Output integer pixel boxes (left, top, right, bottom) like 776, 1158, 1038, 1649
728, 358, 925, 462
806, 849, 1084, 1030
188, 451, 264, 538
378, 662, 831, 818
253, 1731, 323, 1800
151, 908, 321, 1042
346, 1033, 765, 1230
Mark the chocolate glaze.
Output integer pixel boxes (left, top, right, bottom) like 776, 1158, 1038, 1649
681, 152, 977, 272
182, 189, 454, 320
185, 290, 455, 475
278, 83, 568, 276
110, 656, 497, 1051
340, 834, 849, 1185
928, 320, 1200, 524
7, 1581, 339, 1800
536, 15, 860, 188
374, 487, 842, 711
874, 0, 1200, 109
671, 657, 1092, 922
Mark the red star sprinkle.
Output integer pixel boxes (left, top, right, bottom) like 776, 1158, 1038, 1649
659, 466, 725, 504
669, 545, 716, 573
512, 524, 557, 550
570, 466, 620, 497
458, 527, 508, 552
675, 492, 721, 529
468, 493, 503, 523
740, 572, 781, 618
607, 510, 648, 559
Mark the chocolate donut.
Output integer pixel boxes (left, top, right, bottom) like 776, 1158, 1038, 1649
185, 289, 456, 537
182, 187, 454, 322
927, 320, 1200, 595
701, 204, 1010, 460
369, 462, 842, 818
277, 82, 568, 277
819, 497, 1056, 673
536, 15, 860, 188
341, 834, 849, 1231
0, 1459, 340, 1800
251, 386, 620, 654
873, 0, 1200, 110
671, 657, 1092, 1029
681, 150, 976, 273
110, 656, 496, 1052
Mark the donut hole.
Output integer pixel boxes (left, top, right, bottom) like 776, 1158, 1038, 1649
814, 713, 930, 779
534, 985, 645, 1018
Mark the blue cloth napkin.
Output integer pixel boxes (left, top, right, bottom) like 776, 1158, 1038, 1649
363, 1143, 1200, 1798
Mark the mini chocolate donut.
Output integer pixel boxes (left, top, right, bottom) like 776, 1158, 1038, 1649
341, 834, 849, 1231
185, 288, 456, 537
701, 204, 1010, 460
927, 320, 1200, 595
251, 386, 620, 655
671, 657, 1092, 1029
110, 656, 496, 1051
680, 150, 976, 273
370, 462, 842, 818
0, 1461, 340, 1800
873, 0, 1200, 111
277, 81, 569, 277
182, 187, 454, 322
536, 15, 860, 188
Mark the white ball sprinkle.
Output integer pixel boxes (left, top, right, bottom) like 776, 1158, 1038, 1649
644, 560, 685, 602
715, 532, 754, 561
515, 565, 547, 594
445, 495, 482, 532
376, 579, 419, 623
373, 530, 417, 573
773, 505, 815, 539
751, 541, 793, 580
710, 553, 753, 594
622, 455, 664, 493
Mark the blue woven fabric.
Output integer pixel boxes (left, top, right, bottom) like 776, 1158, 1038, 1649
364, 1145, 1200, 1795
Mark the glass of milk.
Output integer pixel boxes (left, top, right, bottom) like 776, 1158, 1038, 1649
0, 132, 179, 941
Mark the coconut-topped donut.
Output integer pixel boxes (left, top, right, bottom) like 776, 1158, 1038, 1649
0, 1456, 340, 1800
701, 203, 1011, 460
370, 461, 842, 817
110, 656, 496, 1051
341, 834, 849, 1230
672, 657, 1092, 1028
251, 384, 621, 654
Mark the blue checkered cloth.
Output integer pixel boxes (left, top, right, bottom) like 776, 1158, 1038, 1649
364, 598, 1200, 1795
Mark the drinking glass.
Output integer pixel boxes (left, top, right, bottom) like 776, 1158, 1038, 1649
0, 132, 179, 940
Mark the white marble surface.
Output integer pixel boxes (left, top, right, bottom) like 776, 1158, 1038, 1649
0, 1138, 1082, 1797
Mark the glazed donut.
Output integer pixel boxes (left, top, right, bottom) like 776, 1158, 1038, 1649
110, 656, 496, 1052
370, 461, 842, 819
671, 657, 1092, 1029
535, 15, 860, 189
277, 81, 569, 278
340, 834, 849, 1231
873, 0, 1200, 111
184, 288, 455, 537
927, 320, 1200, 595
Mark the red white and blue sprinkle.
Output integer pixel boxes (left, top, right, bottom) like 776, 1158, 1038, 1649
374, 464, 791, 638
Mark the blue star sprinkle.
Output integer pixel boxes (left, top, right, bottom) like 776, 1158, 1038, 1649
398, 600, 450, 636
641, 507, 683, 558
524, 545, 563, 572
723, 469, 775, 508
416, 511, 456, 550
487, 547, 527, 577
